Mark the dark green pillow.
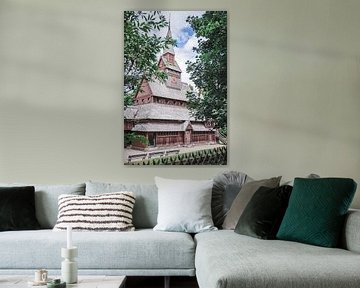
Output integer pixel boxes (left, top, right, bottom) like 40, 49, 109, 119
234, 185, 292, 239
277, 178, 357, 247
0, 186, 41, 231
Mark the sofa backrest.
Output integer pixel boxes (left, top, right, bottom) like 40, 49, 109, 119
86, 181, 158, 229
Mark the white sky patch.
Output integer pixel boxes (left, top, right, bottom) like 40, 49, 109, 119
175, 35, 199, 85
151, 11, 205, 88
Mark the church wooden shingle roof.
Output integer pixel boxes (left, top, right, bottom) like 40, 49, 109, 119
132, 122, 183, 132
132, 121, 213, 132
124, 103, 195, 121
148, 80, 189, 102
160, 56, 182, 72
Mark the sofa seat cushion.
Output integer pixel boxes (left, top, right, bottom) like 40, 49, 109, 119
195, 230, 360, 288
0, 229, 195, 271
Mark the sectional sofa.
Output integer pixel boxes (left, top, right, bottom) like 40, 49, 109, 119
0, 179, 360, 288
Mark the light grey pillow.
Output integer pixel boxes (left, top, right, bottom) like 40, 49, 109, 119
222, 176, 281, 230
212, 171, 250, 228
153, 177, 217, 233
86, 181, 158, 229
0, 183, 85, 228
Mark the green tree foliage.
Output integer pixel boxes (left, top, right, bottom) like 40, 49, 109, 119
124, 11, 173, 106
124, 132, 149, 147
186, 11, 227, 135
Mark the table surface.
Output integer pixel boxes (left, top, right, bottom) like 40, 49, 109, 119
0, 275, 126, 288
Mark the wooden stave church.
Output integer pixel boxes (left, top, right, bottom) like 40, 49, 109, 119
124, 25, 216, 150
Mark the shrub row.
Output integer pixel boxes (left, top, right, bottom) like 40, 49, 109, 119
126, 146, 227, 166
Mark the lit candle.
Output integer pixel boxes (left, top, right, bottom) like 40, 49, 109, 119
67, 225, 72, 249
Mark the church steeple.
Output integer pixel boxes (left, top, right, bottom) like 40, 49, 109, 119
163, 19, 175, 55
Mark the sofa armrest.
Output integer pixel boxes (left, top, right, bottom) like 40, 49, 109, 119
342, 209, 360, 253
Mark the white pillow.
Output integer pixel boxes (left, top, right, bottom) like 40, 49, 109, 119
53, 192, 135, 232
153, 177, 217, 233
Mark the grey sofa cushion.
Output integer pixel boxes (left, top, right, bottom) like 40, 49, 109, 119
0, 183, 85, 228
86, 181, 158, 229
0, 229, 195, 271
212, 171, 249, 228
195, 230, 360, 288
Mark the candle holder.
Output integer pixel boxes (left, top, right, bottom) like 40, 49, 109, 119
61, 247, 78, 284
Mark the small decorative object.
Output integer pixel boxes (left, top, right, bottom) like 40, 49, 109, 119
34, 269, 48, 283
61, 225, 78, 284
47, 279, 66, 288
28, 269, 50, 287
67, 224, 72, 249
27, 268, 50, 286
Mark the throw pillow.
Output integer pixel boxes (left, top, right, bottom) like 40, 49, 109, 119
212, 171, 250, 228
222, 176, 281, 230
153, 177, 217, 233
277, 178, 357, 247
234, 185, 293, 239
53, 192, 136, 231
0, 186, 41, 231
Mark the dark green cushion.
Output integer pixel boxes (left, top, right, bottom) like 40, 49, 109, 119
235, 185, 292, 239
277, 178, 357, 247
0, 186, 41, 231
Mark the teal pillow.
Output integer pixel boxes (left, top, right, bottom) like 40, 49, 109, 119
277, 178, 357, 247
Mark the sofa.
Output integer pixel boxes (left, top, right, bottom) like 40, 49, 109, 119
0, 178, 360, 288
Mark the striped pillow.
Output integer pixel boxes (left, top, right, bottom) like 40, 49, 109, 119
53, 192, 136, 231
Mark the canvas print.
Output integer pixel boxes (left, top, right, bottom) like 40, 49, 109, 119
124, 10, 227, 165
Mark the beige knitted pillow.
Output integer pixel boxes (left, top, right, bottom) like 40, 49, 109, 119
53, 192, 135, 231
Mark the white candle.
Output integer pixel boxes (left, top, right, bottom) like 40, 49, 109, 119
67, 225, 72, 249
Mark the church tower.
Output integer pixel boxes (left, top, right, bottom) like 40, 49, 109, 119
158, 22, 182, 90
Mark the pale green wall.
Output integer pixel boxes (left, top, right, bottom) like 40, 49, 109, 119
0, 0, 359, 207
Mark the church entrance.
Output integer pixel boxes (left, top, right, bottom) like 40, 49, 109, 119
148, 133, 155, 146
184, 130, 191, 145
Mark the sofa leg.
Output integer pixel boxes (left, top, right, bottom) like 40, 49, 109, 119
164, 276, 170, 288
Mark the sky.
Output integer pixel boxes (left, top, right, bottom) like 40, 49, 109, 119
154, 11, 205, 86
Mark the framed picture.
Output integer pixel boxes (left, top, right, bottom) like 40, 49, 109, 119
124, 10, 227, 165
